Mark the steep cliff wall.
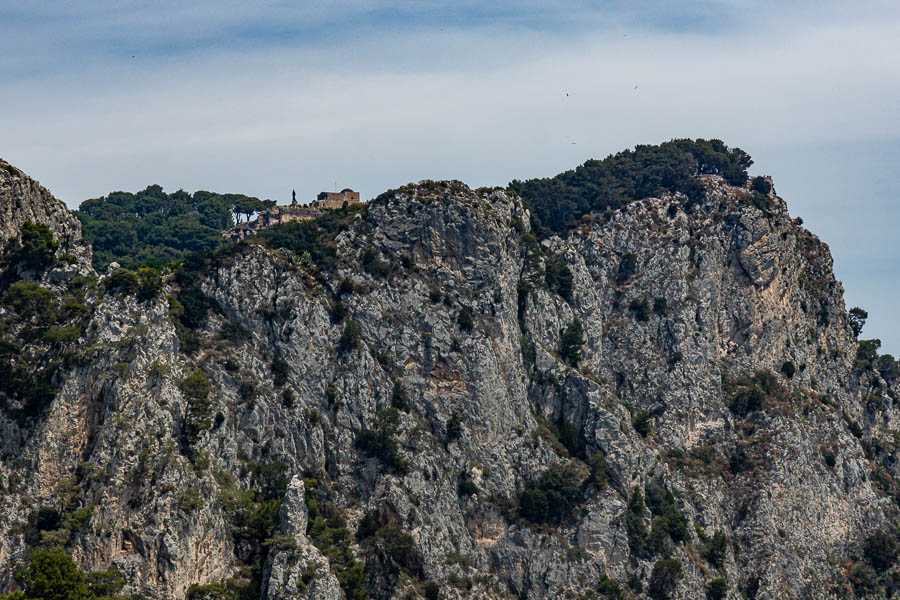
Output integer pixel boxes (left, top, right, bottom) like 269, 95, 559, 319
0, 162, 897, 600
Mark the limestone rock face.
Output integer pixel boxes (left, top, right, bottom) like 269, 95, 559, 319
0, 166, 897, 600
0, 158, 93, 274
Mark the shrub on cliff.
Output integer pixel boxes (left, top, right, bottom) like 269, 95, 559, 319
519, 467, 582, 525
509, 139, 752, 233
559, 318, 585, 367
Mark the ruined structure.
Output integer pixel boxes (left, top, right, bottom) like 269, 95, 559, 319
312, 188, 360, 210
224, 189, 360, 240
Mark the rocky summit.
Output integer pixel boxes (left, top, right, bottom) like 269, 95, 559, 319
1, 150, 898, 600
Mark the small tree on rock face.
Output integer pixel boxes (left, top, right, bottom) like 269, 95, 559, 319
849, 307, 868, 338
559, 318, 585, 367
648, 558, 682, 600
15, 546, 88, 600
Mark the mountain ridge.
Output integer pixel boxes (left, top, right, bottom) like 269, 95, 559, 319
0, 153, 898, 600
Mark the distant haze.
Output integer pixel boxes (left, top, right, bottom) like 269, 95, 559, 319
1, 1, 898, 352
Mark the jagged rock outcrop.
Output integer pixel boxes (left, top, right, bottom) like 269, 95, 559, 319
0, 159, 93, 275
1, 162, 898, 600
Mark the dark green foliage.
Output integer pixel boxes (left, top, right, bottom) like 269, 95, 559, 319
726, 371, 778, 417
845, 417, 863, 439
391, 381, 409, 411
330, 299, 347, 323
338, 319, 362, 354
645, 482, 688, 551
303, 475, 368, 600
520, 336, 536, 371
178, 371, 213, 451
589, 453, 609, 489
218, 321, 250, 343
822, 448, 836, 468
458, 476, 479, 496
701, 530, 729, 569
750, 176, 772, 195
559, 318, 584, 367
856, 339, 881, 371
271, 355, 289, 387
878, 354, 899, 386
629, 297, 650, 322
85, 568, 125, 598
14, 546, 88, 600
355, 408, 407, 473
616, 252, 637, 284
5, 280, 53, 318
34, 506, 62, 531
544, 254, 573, 302
648, 558, 683, 600
849, 307, 868, 338
446, 411, 463, 442
424, 582, 440, 600
780, 361, 795, 379
456, 307, 475, 332
76, 185, 260, 270
175, 286, 220, 330
258, 204, 368, 271
103, 268, 139, 296
706, 577, 728, 600
864, 531, 898, 572
653, 297, 667, 316
3, 221, 59, 276
632, 411, 651, 437
136, 267, 163, 301
518, 467, 582, 525
626, 487, 650, 557
362, 524, 419, 574
360, 248, 391, 278
597, 576, 623, 598
509, 139, 752, 233
549, 420, 585, 459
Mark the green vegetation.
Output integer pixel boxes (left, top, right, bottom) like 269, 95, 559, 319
648, 558, 683, 600
597, 576, 623, 598
456, 306, 475, 332
1, 233, 94, 424
216, 462, 290, 600
76, 185, 270, 270
559, 318, 585, 367
707, 577, 728, 600
616, 252, 637, 284
257, 204, 368, 271
544, 254, 573, 302
509, 139, 752, 233
645, 481, 688, 554
780, 360, 796, 379
355, 408, 408, 473
1, 221, 59, 281
849, 307, 868, 338
632, 411, 652, 437
338, 319, 362, 354
178, 370, 213, 453
626, 487, 650, 558
864, 531, 898, 572
628, 297, 650, 322
303, 473, 368, 600
700, 530, 729, 569
518, 467, 582, 525
726, 370, 780, 417
0, 546, 128, 600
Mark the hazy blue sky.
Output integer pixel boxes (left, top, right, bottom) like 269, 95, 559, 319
1, 1, 898, 352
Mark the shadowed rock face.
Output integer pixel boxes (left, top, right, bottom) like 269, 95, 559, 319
0, 164, 896, 600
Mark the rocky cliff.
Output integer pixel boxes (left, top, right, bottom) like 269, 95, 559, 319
1, 159, 898, 600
